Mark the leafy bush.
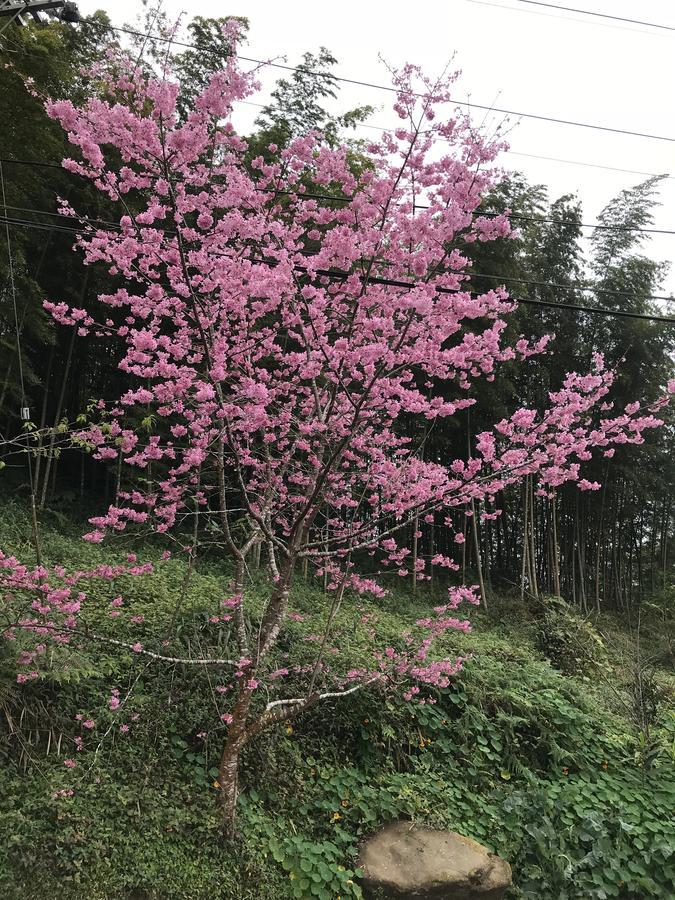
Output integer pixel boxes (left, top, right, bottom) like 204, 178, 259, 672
500, 770, 675, 899
535, 595, 608, 676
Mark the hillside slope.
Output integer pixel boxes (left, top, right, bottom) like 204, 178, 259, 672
1, 501, 673, 899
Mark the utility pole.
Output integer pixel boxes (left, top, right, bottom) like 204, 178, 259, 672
0, 1, 79, 28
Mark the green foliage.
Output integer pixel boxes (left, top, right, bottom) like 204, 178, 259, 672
265, 832, 362, 900
253, 47, 372, 150
500, 770, 675, 899
535, 596, 609, 676
0, 511, 673, 898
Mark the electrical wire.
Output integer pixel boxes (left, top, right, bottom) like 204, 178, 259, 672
5, 207, 674, 304
0, 163, 28, 406
506, 0, 675, 32
0, 158, 42, 564
505, 148, 672, 181
3, 197, 675, 302
237, 98, 674, 180
471, 271, 675, 302
1, 156, 674, 237
2, 210, 674, 324
100, 24, 675, 144
3, 39, 674, 178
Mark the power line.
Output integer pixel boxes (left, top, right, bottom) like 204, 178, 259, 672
505, 148, 673, 180
2, 200, 670, 238
3, 194, 675, 302
0, 164, 28, 404
0, 159, 42, 565
2, 210, 674, 324
102, 24, 675, 144
471, 271, 675, 303
506, 0, 675, 32
303, 265, 675, 324
2, 156, 674, 238
1, 47, 668, 183
350, 120, 674, 180
6, 203, 675, 302
237, 98, 674, 179
4, 40, 674, 178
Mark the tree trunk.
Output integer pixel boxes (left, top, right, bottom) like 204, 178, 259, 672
411, 513, 419, 595
470, 499, 487, 611
218, 735, 243, 839
551, 494, 561, 598
39, 324, 77, 509
217, 675, 256, 839
528, 478, 539, 600
520, 480, 529, 603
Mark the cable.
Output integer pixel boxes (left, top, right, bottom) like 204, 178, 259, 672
3, 51, 670, 182
505, 149, 673, 181
3, 198, 675, 302
2, 156, 674, 238
351, 120, 674, 179
0, 159, 42, 565
470, 271, 675, 302
4, 209, 673, 305
238, 98, 675, 179
4, 43, 674, 177
11, 195, 675, 237
0, 164, 28, 406
2, 211, 674, 324
101, 24, 675, 144
303, 265, 675, 323
506, 0, 675, 32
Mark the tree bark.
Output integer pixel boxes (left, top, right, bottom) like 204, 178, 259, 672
551, 493, 561, 598
470, 499, 487, 611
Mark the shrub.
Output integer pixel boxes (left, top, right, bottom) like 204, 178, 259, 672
535, 596, 608, 676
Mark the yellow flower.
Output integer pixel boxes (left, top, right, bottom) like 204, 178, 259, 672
285, 725, 293, 735
331, 811, 342, 822
212, 780, 221, 789
341, 799, 349, 808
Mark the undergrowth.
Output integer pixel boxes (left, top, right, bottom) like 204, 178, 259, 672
0, 500, 674, 899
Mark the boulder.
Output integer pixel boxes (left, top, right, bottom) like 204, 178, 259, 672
357, 821, 512, 899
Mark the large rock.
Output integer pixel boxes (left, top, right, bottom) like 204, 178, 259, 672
358, 821, 512, 899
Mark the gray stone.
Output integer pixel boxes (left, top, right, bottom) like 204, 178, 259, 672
357, 821, 512, 899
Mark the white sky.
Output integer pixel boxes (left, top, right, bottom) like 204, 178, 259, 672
76, 0, 675, 300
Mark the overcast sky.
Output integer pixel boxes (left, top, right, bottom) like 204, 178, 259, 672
75, 0, 675, 300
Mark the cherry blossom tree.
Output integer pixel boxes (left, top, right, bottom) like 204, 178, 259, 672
5, 23, 672, 835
